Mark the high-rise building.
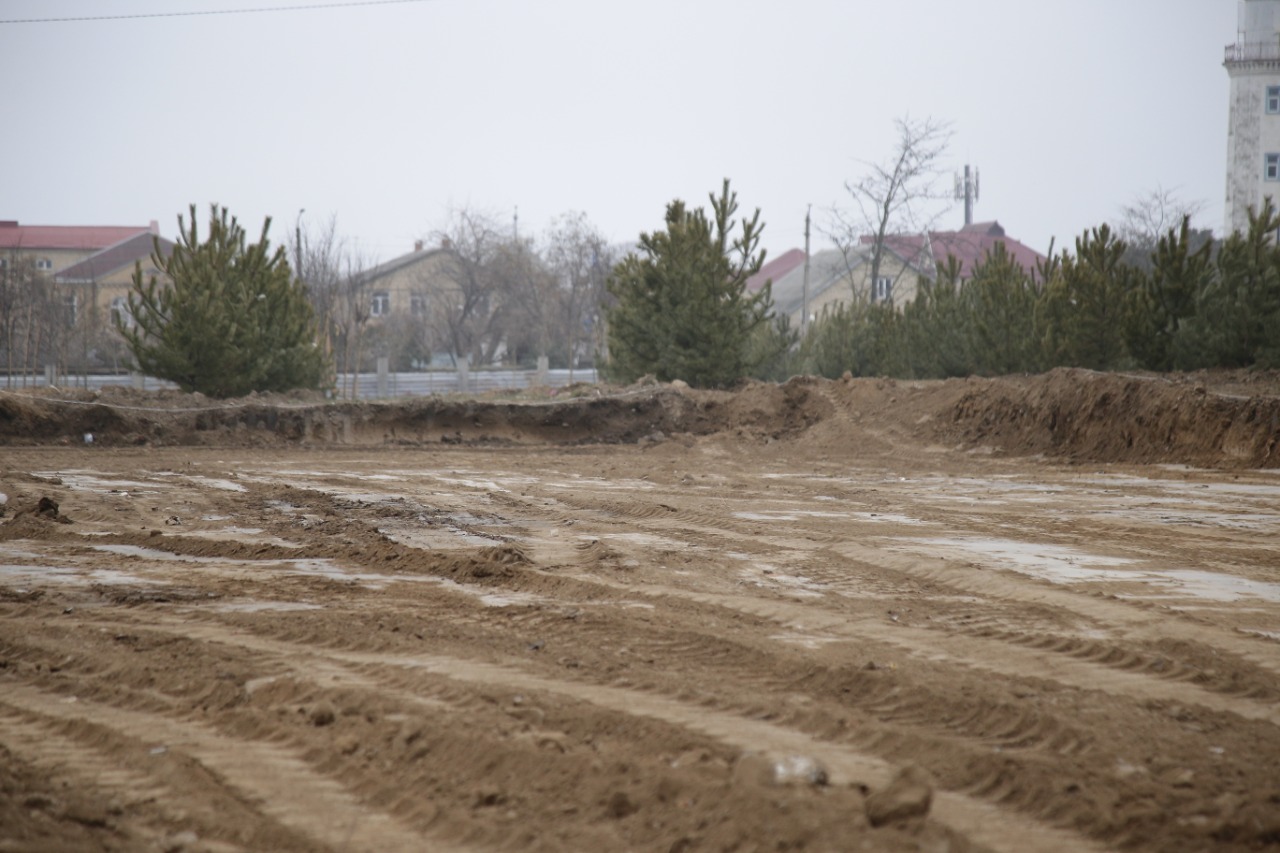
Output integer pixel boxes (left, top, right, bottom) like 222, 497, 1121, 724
1225, 0, 1280, 235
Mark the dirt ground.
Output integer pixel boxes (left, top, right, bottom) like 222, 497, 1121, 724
1, 369, 1278, 852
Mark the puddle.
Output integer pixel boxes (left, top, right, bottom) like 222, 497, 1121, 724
35, 472, 160, 495
734, 510, 848, 522
905, 537, 1280, 603
0, 563, 157, 587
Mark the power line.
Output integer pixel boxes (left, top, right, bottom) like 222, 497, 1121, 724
0, 0, 437, 25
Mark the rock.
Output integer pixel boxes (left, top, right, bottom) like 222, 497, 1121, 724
865, 764, 934, 827
12, 496, 73, 524
605, 790, 639, 818
309, 701, 337, 727
670, 379, 689, 390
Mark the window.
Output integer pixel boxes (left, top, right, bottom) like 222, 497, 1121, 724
36, 258, 53, 271
874, 276, 893, 303
1268, 86, 1280, 114
410, 292, 428, 317
1267, 153, 1280, 181
370, 290, 390, 317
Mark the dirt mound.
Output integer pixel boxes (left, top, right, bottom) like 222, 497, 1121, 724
3, 369, 1278, 469
937, 368, 1280, 469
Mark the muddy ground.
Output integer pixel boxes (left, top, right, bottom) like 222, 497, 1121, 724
1, 369, 1278, 852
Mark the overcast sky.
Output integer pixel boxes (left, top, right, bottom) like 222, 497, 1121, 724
2, 0, 1238, 264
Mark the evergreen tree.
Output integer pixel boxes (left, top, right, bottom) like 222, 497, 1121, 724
1183, 201, 1280, 368
801, 300, 906, 379
121, 204, 329, 398
1037, 224, 1134, 370
899, 258, 971, 378
605, 180, 776, 388
964, 242, 1041, 376
1123, 216, 1214, 371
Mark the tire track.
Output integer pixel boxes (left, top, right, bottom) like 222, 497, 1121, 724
0, 682, 449, 853
77, 611, 1104, 853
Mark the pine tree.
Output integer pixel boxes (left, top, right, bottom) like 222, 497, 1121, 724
1037, 224, 1135, 370
900, 257, 971, 378
121, 204, 330, 398
605, 181, 776, 388
964, 242, 1041, 376
1123, 216, 1214, 371
1183, 201, 1280, 368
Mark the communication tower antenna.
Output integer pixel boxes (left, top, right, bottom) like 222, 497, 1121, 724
955, 164, 980, 226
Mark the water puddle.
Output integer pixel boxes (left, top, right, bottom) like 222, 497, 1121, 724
904, 537, 1280, 603
734, 510, 848, 522
0, 563, 156, 587
34, 472, 160, 495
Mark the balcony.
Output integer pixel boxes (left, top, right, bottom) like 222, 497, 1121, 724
1225, 42, 1280, 64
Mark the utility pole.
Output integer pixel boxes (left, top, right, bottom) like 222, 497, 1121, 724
954, 166, 979, 226
802, 205, 811, 337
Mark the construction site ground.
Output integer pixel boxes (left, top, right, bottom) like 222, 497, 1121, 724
1, 368, 1278, 852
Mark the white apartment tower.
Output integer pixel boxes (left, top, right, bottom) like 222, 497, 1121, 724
1225, 0, 1280, 235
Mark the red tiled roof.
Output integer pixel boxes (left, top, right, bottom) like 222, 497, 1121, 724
747, 248, 807, 293
860, 222, 1047, 280
0, 221, 154, 252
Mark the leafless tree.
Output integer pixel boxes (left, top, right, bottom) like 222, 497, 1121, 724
1117, 186, 1209, 270
290, 217, 374, 396
427, 208, 512, 367
543, 212, 614, 377
829, 115, 954, 299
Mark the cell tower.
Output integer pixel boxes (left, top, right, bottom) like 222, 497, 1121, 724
954, 165, 980, 226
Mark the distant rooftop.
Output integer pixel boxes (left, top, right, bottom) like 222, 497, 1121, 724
0, 220, 159, 252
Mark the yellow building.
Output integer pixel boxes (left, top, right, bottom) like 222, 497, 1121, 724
1, 220, 170, 323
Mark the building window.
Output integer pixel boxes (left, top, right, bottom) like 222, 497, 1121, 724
410, 293, 428, 317
1267, 153, 1280, 181
1268, 86, 1280, 114
370, 290, 390, 317
874, 276, 893, 302
36, 258, 53, 271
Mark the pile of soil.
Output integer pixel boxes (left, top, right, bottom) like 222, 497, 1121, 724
2, 368, 1278, 468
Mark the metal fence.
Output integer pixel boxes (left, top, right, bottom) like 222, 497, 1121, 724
3, 368, 599, 399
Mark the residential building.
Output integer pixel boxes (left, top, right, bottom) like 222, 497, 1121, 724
353, 240, 452, 322
759, 221, 1046, 329
1225, 0, 1280, 235
54, 232, 176, 327
758, 243, 929, 329
0, 220, 159, 273
868, 221, 1047, 282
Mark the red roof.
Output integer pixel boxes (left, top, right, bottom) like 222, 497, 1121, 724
0, 221, 156, 252
747, 248, 807, 293
860, 222, 1047, 280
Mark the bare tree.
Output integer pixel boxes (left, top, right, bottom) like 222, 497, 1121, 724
1117, 186, 1210, 270
829, 115, 954, 299
427, 208, 511, 367
289, 217, 374, 396
543, 212, 614, 377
